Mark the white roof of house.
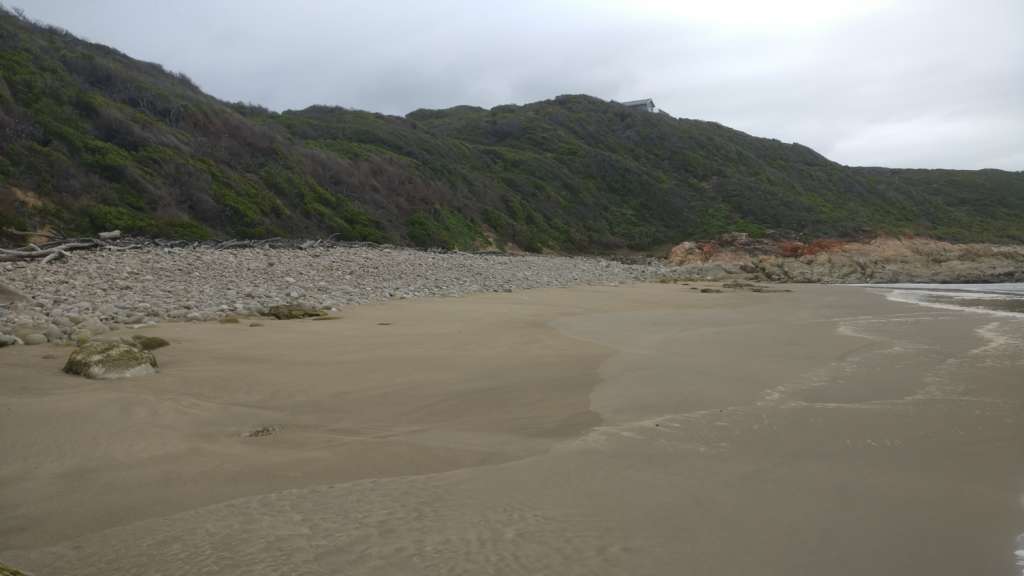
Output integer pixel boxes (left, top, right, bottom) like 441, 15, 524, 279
621, 98, 655, 107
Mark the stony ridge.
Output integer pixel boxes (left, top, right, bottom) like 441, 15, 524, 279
0, 244, 675, 345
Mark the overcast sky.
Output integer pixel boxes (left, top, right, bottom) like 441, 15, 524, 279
12, 0, 1024, 170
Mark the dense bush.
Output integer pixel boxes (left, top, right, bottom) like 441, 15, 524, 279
1, 7, 1022, 251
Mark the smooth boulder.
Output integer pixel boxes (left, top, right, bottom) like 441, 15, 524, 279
63, 340, 158, 379
21, 333, 47, 345
131, 335, 170, 350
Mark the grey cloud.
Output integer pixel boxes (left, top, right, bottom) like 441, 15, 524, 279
13, 0, 1024, 169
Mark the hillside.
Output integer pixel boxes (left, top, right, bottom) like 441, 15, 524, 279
1, 8, 1022, 252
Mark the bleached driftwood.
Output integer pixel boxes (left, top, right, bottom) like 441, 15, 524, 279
0, 240, 100, 262
1, 231, 403, 263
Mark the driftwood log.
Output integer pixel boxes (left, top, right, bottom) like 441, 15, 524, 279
0, 240, 106, 262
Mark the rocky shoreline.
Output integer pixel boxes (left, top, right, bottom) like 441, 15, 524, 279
668, 236, 1024, 284
3, 236, 1022, 347
0, 244, 677, 346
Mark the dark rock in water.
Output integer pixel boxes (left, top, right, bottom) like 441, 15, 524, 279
131, 335, 170, 350
244, 425, 278, 438
263, 304, 327, 320
700, 288, 724, 293
64, 340, 158, 379
722, 281, 758, 289
750, 287, 793, 293
249, 322, 264, 327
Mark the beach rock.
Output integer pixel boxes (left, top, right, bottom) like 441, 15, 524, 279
22, 333, 47, 345
700, 288, 724, 294
79, 317, 108, 335
44, 325, 63, 342
0, 282, 28, 305
131, 335, 170, 351
63, 340, 158, 380
244, 425, 278, 438
264, 304, 326, 320
0, 334, 21, 347
13, 323, 46, 340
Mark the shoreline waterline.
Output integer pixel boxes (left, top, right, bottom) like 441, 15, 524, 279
853, 282, 1024, 317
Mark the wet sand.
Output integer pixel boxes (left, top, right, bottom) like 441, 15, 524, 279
1, 284, 1022, 575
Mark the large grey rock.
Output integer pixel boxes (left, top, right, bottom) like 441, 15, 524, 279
44, 325, 64, 343
0, 334, 22, 348
63, 341, 158, 380
22, 333, 47, 346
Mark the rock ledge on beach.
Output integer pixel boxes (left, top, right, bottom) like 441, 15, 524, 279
263, 304, 327, 320
63, 340, 158, 380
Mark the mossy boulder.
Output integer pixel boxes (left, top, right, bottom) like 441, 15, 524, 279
0, 561, 29, 576
63, 340, 158, 379
131, 335, 170, 350
263, 304, 327, 320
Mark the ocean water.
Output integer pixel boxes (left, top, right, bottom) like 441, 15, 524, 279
1018, 532, 1024, 575
861, 283, 1024, 317
864, 282, 1024, 572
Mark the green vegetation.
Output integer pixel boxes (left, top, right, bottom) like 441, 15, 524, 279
0, 562, 28, 576
1, 7, 1022, 251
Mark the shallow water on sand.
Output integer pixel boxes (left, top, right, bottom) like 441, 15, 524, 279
868, 283, 1024, 573
865, 283, 1024, 316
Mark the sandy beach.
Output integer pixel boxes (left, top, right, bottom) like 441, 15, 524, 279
1, 283, 1022, 575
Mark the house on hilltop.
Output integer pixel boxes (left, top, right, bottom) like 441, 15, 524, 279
620, 98, 656, 113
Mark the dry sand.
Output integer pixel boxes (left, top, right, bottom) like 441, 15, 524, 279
1, 283, 1022, 575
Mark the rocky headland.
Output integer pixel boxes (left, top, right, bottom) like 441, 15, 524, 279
668, 235, 1024, 284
